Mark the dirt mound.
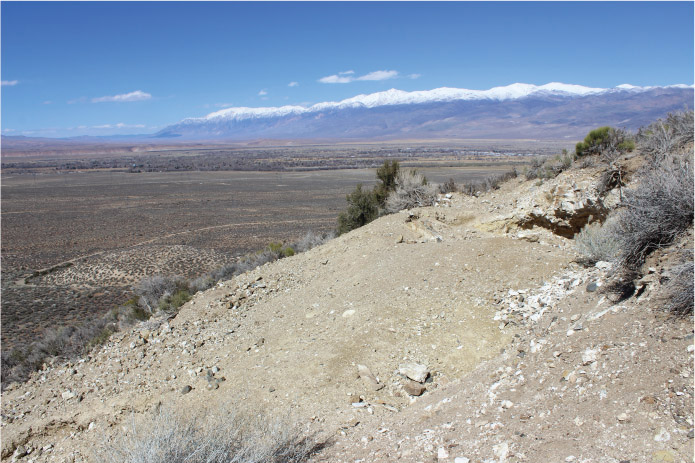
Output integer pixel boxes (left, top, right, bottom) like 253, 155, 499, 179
1, 166, 692, 463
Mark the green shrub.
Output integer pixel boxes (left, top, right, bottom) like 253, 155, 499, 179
158, 290, 191, 312
374, 160, 400, 206
337, 184, 379, 235
576, 126, 635, 161
576, 126, 613, 157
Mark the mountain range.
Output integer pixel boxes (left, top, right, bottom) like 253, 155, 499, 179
155, 82, 693, 141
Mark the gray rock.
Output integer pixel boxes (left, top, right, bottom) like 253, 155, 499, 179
399, 363, 429, 383
181, 385, 192, 394
586, 282, 599, 292
403, 381, 426, 396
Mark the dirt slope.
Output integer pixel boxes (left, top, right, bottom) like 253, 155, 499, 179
1, 167, 692, 463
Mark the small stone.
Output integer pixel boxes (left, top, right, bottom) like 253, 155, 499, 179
586, 282, 599, 292
437, 447, 449, 460
181, 385, 192, 395
654, 427, 671, 442
342, 310, 356, 318
501, 400, 513, 409
399, 363, 429, 383
493, 442, 509, 461
61, 391, 76, 400
565, 456, 576, 462
403, 381, 426, 396
687, 345, 694, 353
582, 348, 598, 365
206, 382, 219, 391
395, 235, 404, 244
617, 413, 629, 422
12, 446, 27, 459
454, 458, 470, 463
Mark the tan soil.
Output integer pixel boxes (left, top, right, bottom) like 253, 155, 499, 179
1, 167, 692, 463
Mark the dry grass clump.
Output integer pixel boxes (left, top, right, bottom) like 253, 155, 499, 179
95, 407, 321, 463
385, 170, 438, 213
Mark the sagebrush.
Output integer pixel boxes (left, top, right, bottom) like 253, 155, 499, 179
385, 170, 438, 213
95, 407, 320, 463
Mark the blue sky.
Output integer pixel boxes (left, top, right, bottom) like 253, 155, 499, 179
2, 1, 693, 138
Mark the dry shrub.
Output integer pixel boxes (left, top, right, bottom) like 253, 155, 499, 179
662, 250, 694, 315
95, 406, 320, 463
637, 110, 694, 159
459, 169, 518, 196
385, 170, 437, 213
292, 231, 335, 253
615, 153, 693, 271
574, 218, 622, 266
135, 275, 185, 314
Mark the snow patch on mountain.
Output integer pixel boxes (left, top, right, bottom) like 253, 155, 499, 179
180, 82, 692, 125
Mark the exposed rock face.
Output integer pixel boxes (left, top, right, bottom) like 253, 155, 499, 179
515, 177, 608, 238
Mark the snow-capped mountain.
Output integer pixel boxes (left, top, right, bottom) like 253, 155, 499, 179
157, 83, 693, 140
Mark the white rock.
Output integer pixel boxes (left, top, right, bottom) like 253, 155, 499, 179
654, 427, 671, 442
581, 348, 598, 365
437, 447, 449, 460
501, 400, 514, 409
61, 391, 76, 400
399, 363, 429, 383
454, 458, 470, 463
341, 310, 356, 318
493, 442, 509, 461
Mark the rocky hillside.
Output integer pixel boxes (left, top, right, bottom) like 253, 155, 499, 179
1, 147, 693, 463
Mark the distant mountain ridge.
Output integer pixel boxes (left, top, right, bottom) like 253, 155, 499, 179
157, 82, 694, 140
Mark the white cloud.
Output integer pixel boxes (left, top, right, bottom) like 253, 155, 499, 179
319, 74, 355, 84
288, 81, 299, 87
319, 69, 400, 84
2, 128, 16, 133
214, 102, 234, 108
408, 73, 421, 80
258, 89, 268, 96
357, 70, 399, 81
91, 90, 152, 103
1, 80, 18, 86
43, 100, 53, 105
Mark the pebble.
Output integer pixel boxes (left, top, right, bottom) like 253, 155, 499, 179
454, 458, 470, 463
181, 385, 192, 395
501, 400, 514, 409
437, 447, 449, 460
403, 381, 426, 397
654, 427, 671, 442
581, 348, 598, 365
617, 413, 629, 422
